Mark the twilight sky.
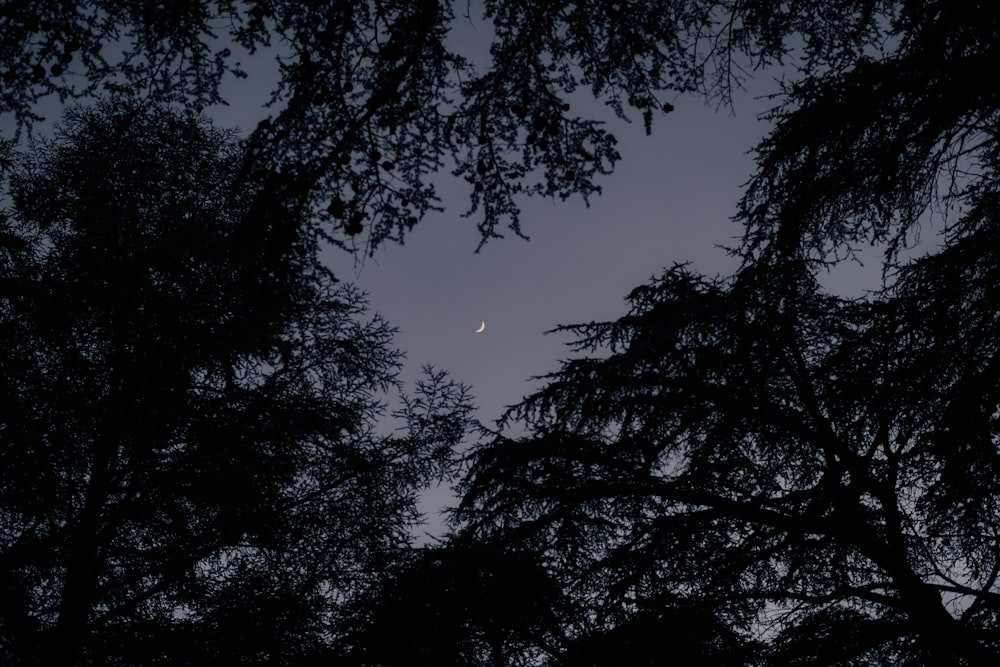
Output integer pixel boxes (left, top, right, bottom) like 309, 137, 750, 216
1, 15, 886, 434
346, 94, 886, 431
2, 11, 890, 534
349, 96, 759, 429
210, 29, 788, 533
345, 92, 771, 535
203, 15, 772, 432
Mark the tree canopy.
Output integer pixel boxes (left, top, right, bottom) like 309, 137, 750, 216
1, 0, 903, 253
741, 0, 1000, 271
457, 253, 1000, 664
437, 1, 1000, 665
0, 101, 473, 665
5, 1, 1000, 665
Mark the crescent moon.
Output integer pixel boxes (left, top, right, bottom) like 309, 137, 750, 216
474, 321, 486, 333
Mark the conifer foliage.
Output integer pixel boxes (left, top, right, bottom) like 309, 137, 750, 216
0, 102, 472, 665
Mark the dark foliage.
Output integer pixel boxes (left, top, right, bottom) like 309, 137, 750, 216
458, 254, 1000, 664
557, 596, 751, 667
6, 1, 1000, 665
445, 2, 1000, 666
0, 102, 473, 665
348, 542, 564, 667
1, 0, 897, 252
741, 0, 1000, 269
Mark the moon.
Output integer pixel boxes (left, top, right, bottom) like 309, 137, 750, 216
474, 321, 486, 333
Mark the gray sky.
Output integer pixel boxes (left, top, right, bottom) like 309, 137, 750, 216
344, 92, 776, 537
3, 12, 892, 536
200, 14, 788, 433
0, 58, 827, 537
2, 15, 881, 435
347, 95, 764, 431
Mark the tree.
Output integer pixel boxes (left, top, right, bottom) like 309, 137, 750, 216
740, 0, 1000, 271
1, 0, 898, 252
449, 2, 1000, 665
0, 100, 473, 665
8, 1, 1000, 664
457, 256, 1000, 665
346, 541, 566, 667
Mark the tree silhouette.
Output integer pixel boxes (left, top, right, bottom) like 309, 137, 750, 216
442, 3, 1000, 665
347, 541, 566, 667
457, 257, 1000, 665
7, 2, 1000, 664
556, 596, 752, 667
740, 0, 1000, 271
0, 101, 473, 665
1, 1, 900, 252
